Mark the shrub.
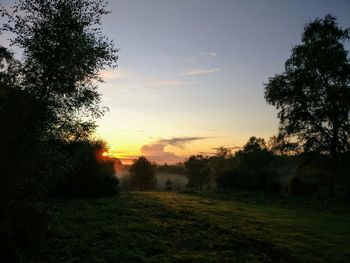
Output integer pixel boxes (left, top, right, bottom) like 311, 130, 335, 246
49, 140, 119, 198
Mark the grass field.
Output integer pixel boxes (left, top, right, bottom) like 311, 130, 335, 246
35, 192, 350, 262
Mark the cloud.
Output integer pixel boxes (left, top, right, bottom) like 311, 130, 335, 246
201, 51, 218, 57
140, 143, 184, 164
140, 137, 211, 163
143, 79, 186, 87
158, 137, 211, 149
99, 69, 126, 80
183, 68, 221, 76
100, 68, 188, 88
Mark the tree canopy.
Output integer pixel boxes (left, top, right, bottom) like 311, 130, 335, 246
1, 0, 118, 140
129, 157, 157, 191
264, 15, 350, 159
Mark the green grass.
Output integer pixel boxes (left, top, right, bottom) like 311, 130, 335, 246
35, 192, 350, 262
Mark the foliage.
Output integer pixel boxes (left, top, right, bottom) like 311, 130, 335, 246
156, 163, 186, 174
265, 15, 350, 157
208, 146, 233, 188
0, 0, 118, 259
213, 137, 280, 193
49, 140, 119, 198
129, 157, 157, 190
184, 155, 211, 190
268, 135, 301, 156
1, 0, 118, 141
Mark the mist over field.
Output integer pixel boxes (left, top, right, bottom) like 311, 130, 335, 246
117, 169, 188, 191
155, 173, 188, 191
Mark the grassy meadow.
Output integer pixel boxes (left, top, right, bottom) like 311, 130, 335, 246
33, 192, 350, 263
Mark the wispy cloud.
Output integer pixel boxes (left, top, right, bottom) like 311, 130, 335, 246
158, 137, 211, 149
99, 69, 126, 80
201, 51, 218, 57
143, 79, 187, 87
183, 68, 221, 76
100, 68, 189, 88
182, 51, 218, 64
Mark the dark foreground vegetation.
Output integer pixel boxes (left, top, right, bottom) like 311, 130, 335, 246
0, 0, 119, 261
32, 192, 350, 263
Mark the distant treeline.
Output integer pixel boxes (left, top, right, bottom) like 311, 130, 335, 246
118, 137, 350, 196
184, 137, 350, 196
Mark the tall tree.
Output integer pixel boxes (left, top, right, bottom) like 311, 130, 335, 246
1, 0, 118, 140
130, 157, 157, 191
264, 15, 350, 195
185, 155, 211, 190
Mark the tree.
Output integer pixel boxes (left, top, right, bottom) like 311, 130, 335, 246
233, 137, 279, 192
1, 0, 118, 140
209, 147, 233, 189
129, 157, 157, 191
264, 15, 350, 195
184, 155, 211, 190
0, 1, 118, 258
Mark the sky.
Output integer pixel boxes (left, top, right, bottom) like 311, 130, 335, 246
1, 0, 350, 164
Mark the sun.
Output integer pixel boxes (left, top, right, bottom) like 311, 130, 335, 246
102, 151, 108, 157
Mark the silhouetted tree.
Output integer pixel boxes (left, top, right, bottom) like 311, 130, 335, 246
0, 0, 118, 259
1, 0, 118, 140
216, 137, 280, 193
265, 15, 350, 195
130, 157, 157, 191
209, 147, 233, 189
184, 155, 211, 190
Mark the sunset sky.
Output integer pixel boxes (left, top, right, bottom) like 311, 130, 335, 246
1, 0, 350, 164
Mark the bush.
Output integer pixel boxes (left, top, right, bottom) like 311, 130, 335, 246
49, 140, 119, 198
